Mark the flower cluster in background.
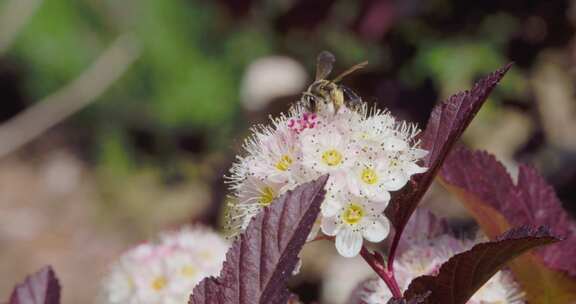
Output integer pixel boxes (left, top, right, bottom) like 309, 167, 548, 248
99, 226, 228, 304
227, 103, 427, 257
362, 235, 525, 304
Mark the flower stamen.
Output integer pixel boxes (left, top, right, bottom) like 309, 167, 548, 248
181, 265, 196, 277
342, 203, 365, 225
361, 168, 378, 185
151, 276, 167, 291
258, 186, 276, 206
275, 155, 293, 171
322, 149, 343, 166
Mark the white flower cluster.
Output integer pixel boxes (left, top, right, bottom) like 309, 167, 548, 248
362, 235, 525, 304
99, 226, 228, 304
227, 103, 427, 257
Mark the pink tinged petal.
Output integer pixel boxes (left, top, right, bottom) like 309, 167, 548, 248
321, 199, 342, 217
346, 172, 363, 196
362, 217, 390, 242
364, 199, 388, 214
321, 216, 340, 236
371, 186, 391, 203
329, 171, 349, 192
335, 228, 363, 257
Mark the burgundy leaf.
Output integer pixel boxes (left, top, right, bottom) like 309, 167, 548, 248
441, 147, 576, 276
404, 226, 558, 304
386, 293, 430, 304
385, 63, 512, 240
189, 176, 328, 304
9, 266, 61, 304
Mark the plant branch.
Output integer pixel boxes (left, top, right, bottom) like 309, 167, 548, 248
360, 246, 402, 299
0, 33, 140, 158
0, 0, 43, 54
387, 231, 401, 273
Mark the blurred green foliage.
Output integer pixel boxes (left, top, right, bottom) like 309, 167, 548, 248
4, 0, 532, 175
8, 0, 276, 173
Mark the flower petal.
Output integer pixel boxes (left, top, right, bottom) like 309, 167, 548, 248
364, 199, 388, 214
335, 228, 363, 257
383, 136, 409, 151
362, 217, 390, 243
371, 186, 391, 203
321, 197, 342, 217
306, 219, 321, 241
321, 216, 340, 236
410, 148, 429, 159
405, 162, 427, 176
381, 171, 409, 191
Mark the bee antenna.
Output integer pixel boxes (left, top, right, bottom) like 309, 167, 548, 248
332, 60, 368, 83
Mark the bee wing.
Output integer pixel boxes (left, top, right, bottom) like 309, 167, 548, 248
341, 85, 363, 109
316, 51, 335, 81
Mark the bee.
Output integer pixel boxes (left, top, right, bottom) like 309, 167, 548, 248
301, 51, 368, 113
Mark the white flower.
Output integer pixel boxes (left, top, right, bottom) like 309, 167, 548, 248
246, 122, 302, 184
227, 176, 288, 231
99, 226, 229, 304
362, 235, 525, 304
301, 125, 353, 174
470, 271, 525, 304
321, 192, 390, 257
346, 160, 394, 202
227, 99, 427, 258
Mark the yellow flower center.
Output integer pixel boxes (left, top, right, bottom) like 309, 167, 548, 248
321, 149, 343, 166
181, 265, 196, 277
275, 155, 293, 171
151, 276, 167, 291
361, 168, 378, 185
259, 186, 276, 207
200, 250, 213, 260
342, 203, 365, 225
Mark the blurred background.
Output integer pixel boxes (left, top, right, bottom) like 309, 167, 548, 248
0, 0, 575, 303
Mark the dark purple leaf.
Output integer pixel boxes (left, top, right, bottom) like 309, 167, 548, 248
441, 147, 576, 276
189, 176, 328, 304
509, 165, 576, 274
404, 226, 558, 304
386, 293, 430, 304
9, 266, 60, 304
385, 63, 512, 240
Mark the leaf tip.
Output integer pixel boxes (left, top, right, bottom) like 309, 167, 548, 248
10, 265, 61, 304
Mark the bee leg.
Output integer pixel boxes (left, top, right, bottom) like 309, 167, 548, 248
300, 92, 318, 112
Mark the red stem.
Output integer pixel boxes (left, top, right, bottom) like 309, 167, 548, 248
360, 246, 402, 299
387, 231, 401, 273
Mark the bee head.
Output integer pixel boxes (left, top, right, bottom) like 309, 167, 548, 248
308, 80, 337, 99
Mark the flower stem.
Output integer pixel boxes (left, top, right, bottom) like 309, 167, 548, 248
387, 231, 401, 273
360, 246, 402, 299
